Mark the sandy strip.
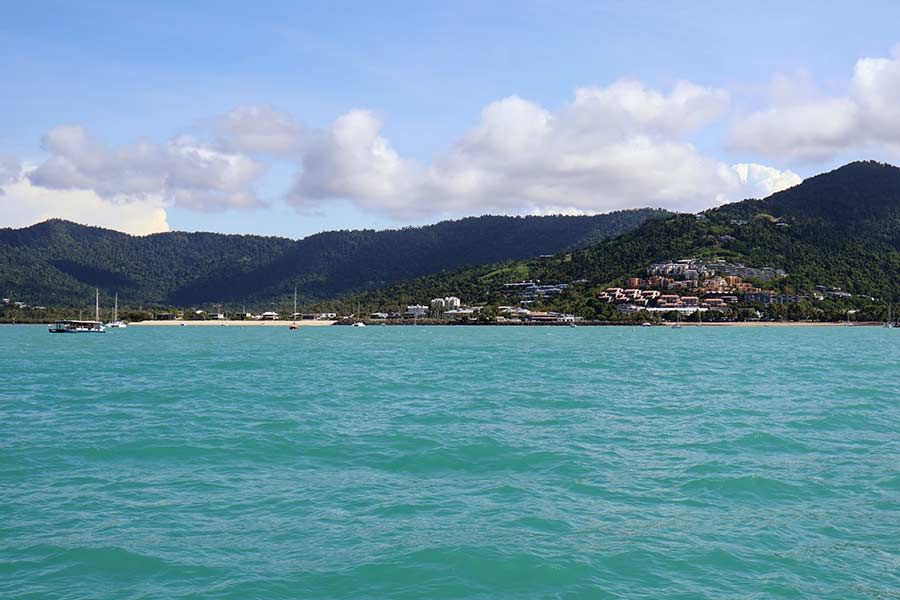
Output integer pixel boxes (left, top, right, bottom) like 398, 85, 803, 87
129, 320, 336, 327
674, 321, 881, 327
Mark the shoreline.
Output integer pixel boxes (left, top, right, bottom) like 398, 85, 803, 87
120, 319, 885, 328
2, 318, 889, 328
128, 320, 336, 327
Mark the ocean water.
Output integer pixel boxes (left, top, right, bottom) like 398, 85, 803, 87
1, 324, 898, 599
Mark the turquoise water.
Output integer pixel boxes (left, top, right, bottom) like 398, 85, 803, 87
1, 325, 898, 599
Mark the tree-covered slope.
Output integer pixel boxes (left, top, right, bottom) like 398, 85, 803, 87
0, 209, 668, 306
347, 161, 900, 311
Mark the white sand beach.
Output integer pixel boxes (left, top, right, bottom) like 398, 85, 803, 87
129, 320, 336, 327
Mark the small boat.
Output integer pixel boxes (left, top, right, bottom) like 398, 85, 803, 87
672, 312, 682, 329
352, 301, 366, 327
49, 320, 105, 333
51, 289, 106, 333
642, 321, 652, 327
107, 292, 126, 328
289, 286, 299, 330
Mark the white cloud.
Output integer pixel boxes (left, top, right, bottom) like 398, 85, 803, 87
731, 163, 802, 197
288, 109, 422, 214
0, 155, 22, 186
1, 168, 169, 235
28, 125, 267, 211
730, 47, 900, 161
288, 81, 797, 217
214, 104, 303, 155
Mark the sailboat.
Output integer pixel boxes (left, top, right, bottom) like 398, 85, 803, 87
107, 292, 126, 328
884, 304, 895, 328
352, 301, 366, 327
671, 311, 682, 329
290, 286, 299, 330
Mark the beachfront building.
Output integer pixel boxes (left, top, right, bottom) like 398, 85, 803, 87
404, 305, 428, 318
445, 307, 479, 319
430, 296, 462, 316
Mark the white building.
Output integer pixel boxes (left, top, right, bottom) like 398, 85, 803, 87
405, 305, 428, 318
430, 296, 462, 314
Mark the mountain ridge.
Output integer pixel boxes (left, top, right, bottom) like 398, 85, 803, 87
0, 209, 669, 307
345, 161, 900, 314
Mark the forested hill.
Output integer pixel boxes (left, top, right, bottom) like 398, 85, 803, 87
0, 209, 668, 307
349, 161, 900, 312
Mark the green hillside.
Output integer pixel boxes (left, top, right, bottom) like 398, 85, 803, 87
344, 162, 900, 317
0, 210, 668, 308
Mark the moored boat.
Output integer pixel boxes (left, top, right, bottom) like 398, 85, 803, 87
107, 292, 126, 328
51, 289, 106, 333
49, 320, 105, 333
290, 286, 299, 330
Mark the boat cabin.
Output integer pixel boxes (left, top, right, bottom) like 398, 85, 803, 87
49, 320, 106, 333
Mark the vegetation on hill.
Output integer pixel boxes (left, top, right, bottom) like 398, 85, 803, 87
0, 210, 668, 308
337, 162, 900, 319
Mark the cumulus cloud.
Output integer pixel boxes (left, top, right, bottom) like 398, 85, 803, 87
289, 109, 422, 214
0, 156, 22, 195
0, 155, 22, 184
730, 47, 900, 161
731, 163, 802, 197
1, 168, 169, 235
288, 80, 797, 217
28, 125, 266, 211
214, 104, 303, 155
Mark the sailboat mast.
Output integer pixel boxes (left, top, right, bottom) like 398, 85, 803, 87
95, 289, 99, 322
293, 286, 298, 323
114, 292, 118, 322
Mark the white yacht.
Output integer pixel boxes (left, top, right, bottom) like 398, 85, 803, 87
107, 292, 126, 328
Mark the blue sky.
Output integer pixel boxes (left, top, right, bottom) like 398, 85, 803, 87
3, 1, 900, 237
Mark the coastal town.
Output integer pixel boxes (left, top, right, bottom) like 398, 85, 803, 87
1, 257, 892, 326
